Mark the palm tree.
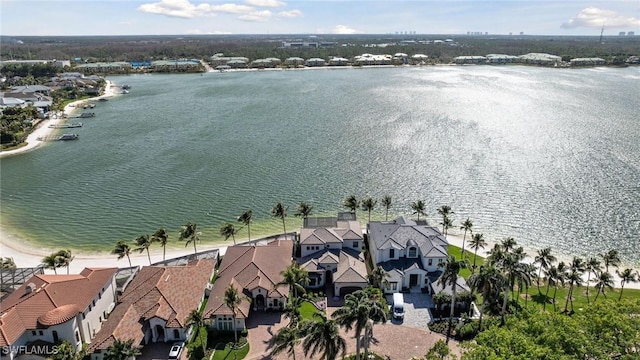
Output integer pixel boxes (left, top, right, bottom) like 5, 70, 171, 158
294, 202, 313, 220
593, 271, 614, 302
41, 253, 61, 274
381, 195, 392, 221
342, 195, 359, 214
368, 265, 390, 290
500, 237, 517, 252
468, 264, 503, 331
437, 205, 454, 233
275, 262, 309, 299
111, 241, 133, 268
550, 262, 567, 312
104, 339, 141, 360
272, 202, 288, 240
410, 200, 426, 221
301, 312, 347, 360
439, 215, 454, 240
186, 309, 206, 354
543, 265, 560, 311
237, 209, 253, 242
564, 257, 585, 313
534, 247, 556, 292
360, 197, 377, 224
616, 268, 638, 301
437, 255, 466, 343
224, 284, 243, 344
600, 249, 621, 273
584, 257, 601, 304
1, 257, 16, 269
151, 227, 169, 262
179, 222, 200, 255
283, 296, 303, 327
271, 325, 302, 360
219, 222, 239, 245
134, 234, 153, 265
332, 290, 386, 360
459, 218, 473, 257
55, 249, 74, 274
468, 233, 487, 273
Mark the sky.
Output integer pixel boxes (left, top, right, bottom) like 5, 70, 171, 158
1, 0, 639, 36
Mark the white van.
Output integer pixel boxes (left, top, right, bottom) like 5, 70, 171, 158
392, 293, 404, 320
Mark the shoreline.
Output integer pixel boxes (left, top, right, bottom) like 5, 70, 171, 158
0, 79, 119, 159
1, 223, 638, 290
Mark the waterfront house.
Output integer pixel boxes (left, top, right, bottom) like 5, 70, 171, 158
298, 213, 369, 297
0, 268, 118, 360
305, 58, 327, 67
203, 240, 293, 331
88, 259, 216, 360
368, 217, 448, 294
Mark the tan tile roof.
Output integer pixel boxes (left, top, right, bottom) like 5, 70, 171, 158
88, 259, 216, 352
204, 241, 293, 320
334, 251, 368, 284
0, 268, 118, 346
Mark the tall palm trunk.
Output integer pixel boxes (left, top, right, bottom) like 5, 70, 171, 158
233, 313, 238, 344
447, 287, 456, 343
472, 248, 479, 274
355, 329, 362, 360
537, 267, 543, 292
552, 283, 559, 311
585, 270, 592, 304
564, 282, 573, 312
501, 285, 509, 325
146, 248, 151, 265
193, 240, 197, 254
162, 244, 166, 262
126, 254, 132, 268
544, 281, 551, 311
618, 282, 625, 301
282, 218, 287, 241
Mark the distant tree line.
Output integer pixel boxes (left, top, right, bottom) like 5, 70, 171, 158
1, 35, 638, 65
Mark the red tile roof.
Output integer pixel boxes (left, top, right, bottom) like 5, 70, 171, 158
0, 268, 118, 347
89, 258, 216, 352
203, 241, 293, 319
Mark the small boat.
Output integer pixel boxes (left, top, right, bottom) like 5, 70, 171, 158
49, 122, 83, 129
121, 90, 129, 94
98, 98, 108, 102
122, 85, 131, 90
58, 134, 79, 141
76, 112, 95, 118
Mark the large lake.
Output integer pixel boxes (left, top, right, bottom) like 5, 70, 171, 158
1, 66, 639, 266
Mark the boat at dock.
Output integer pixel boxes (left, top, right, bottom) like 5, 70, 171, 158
49, 122, 83, 129
59, 134, 79, 141
70, 112, 95, 118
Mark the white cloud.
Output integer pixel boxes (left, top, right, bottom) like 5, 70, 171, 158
277, 9, 302, 18
245, 0, 285, 8
138, 0, 253, 18
138, 0, 210, 18
209, 3, 254, 14
238, 10, 272, 22
562, 7, 640, 29
332, 25, 358, 34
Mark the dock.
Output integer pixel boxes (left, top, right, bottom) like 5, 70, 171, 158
37, 134, 79, 141
49, 122, 83, 129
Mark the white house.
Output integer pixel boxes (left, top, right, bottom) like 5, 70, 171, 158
0, 268, 118, 360
298, 213, 369, 297
368, 217, 449, 294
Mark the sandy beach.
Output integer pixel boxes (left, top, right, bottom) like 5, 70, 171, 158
0, 80, 119, 159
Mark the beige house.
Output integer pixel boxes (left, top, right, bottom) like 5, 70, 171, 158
298, 213, 369, 297
203, 240, 293, 331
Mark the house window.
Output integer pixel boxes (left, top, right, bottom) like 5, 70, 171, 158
306, 246, 310, 250
438, 258, 444, 264
82, 312, 86, 320
174, 329, 180, 339
218, 316, 233, 331
32, 330, 37, 336
425, 278, 429, 285
391, 282, 397, 291
39, 330, 44, 336
309, 278, 317, 286
408, 247, 417, 257
75, 331, 80, 342
389, 249, 395, 258
353, 241, 359, 248
428, 259, 433, 266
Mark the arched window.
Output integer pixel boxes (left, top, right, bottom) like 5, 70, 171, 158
408, 247, 417, 257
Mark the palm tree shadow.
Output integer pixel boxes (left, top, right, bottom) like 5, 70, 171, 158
530, 293, 549, 305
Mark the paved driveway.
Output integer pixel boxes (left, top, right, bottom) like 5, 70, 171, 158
386, 292, 434, 329
245, 305, 460, 360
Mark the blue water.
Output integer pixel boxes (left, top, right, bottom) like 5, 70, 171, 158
1, 66, 639, 266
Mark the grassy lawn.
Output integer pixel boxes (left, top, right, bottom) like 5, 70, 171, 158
448, 244, 484, 279
299, 300, 320, 320
211, 342, 250, 360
